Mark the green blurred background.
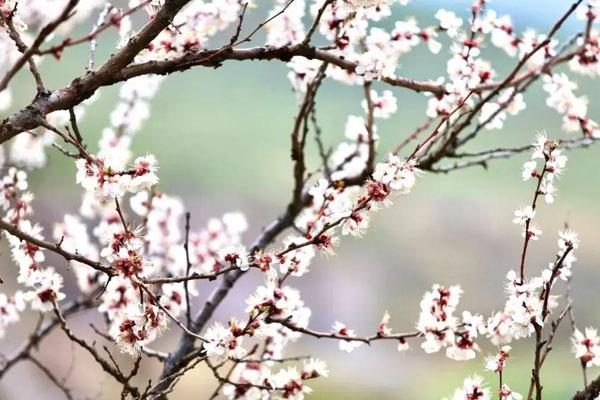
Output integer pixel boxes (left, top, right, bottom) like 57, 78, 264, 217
1, 0, 600, 398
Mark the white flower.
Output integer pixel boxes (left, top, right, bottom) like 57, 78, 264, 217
344, 115, 371, 143
220, 245, 249, 271
341, 211, 370, 237
391, 18, 421, 53
572, 327, 600, 366
265, 0, 305, 47
362, 89, 398, 119
203, 321, 245, 361
287, 56, 324, 94
278, 236, 315, 277
531, 132, 549, 159
559, 229, 579, 251
540, 179, 556, 204
480, 102, 505, 130
75, 154, 159, 199
0, 89, 12, 111
546, 150, 567, 177
435, 9, 463, 38
513, 206, 535, 225
159, 283, 187, 318
302, 358, 329, 378
355, 47, 395, 81
417, 285, 463, 354
486, 311, 514, 345
130, 191, 151, 216
222, 212, 248, 237
378, 311, 392, 336
10, 131, 54, 169
270, 367, 310, 398
308, 178, 330, 206
332, 321, 363, 353
484, 346, 511, 372
523, 224, 542, 241
500, 90, 526, 116
499, 384, 523, 400
24, 268, 66, 312
373, 155, 418, 194
446, 375, 490, 400
0, 292, 25, 338
348, 0, 392, 8
129, 155, 159, 192
110, 304, 168, 356
397, 338, 410, 352
8, 221, 46, 284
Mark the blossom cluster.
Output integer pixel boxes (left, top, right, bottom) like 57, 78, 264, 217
417, 285, 485, 361
445, 133, 585, 399
0, 167, 67, 318
75, 154, 159, 199
221, 358, 328, 399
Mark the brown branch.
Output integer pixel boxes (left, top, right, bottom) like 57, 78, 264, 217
457, 33, 583, 149
528, 245, 574, 400
0, 25, 584, 148
266, 317, 421, 345
0, 0, 587, 150
302, 0, 333, 45
205, 356, 319, 394
208, 358, 243, 400
68, 108, 83, 144
183, 212, 193, 328
572, 375, 600, 400
141, 265, 239, 284
232, 355, 311, 364
155, 194, 319, 396
53, 303, 141, 398
539, 302, 572, 366
393, 117, 434, 156
0, 218, 114, 276
519, 160, 553, 284
0, 11, 45, 92
312, 108, 332, 178
114, 198, 130, 235
0, 0, 79, 92
144, 356, 205, 398
420, 0, 582, 169
408, 90, 475, 161
480, 0, 582, 107
290, 62, 328, 205
28, 355, 74, 400
0, 296, 94, 380
36, 1, 152, 57
89, 324, 169, 362
566, 275, 589, 389
0, 0, 195, 144
363, 82, 376, 176
427, 136, 600, 173
133, 277, 207, 343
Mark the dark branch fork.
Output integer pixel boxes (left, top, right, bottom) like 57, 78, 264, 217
290, 61, 329, 205
53, 302, 142, 398
0, 295, 97, 381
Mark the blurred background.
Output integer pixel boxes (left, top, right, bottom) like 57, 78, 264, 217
2, 0, 600, 398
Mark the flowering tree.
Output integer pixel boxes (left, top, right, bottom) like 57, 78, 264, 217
1, 0, 600, 399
